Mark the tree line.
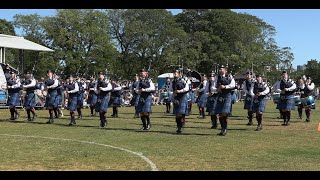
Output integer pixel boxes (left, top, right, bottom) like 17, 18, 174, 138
0, 9, 295, 84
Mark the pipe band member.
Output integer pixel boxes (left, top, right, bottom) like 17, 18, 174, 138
65, 76, 79, 126
44, 70, 59, 124
22, 73, 38, 121
161, 77, 171, 113
205, 71, 218, 129
252, 75, 270, 131
273, 71, 296, 126
54, 74, 63, 118
212, 65, 235, 136
6, 71, 21, 120
135, 69, 155, 131
110, 80, 122, 118
95, 73, 112, 128
87, 77, 98, 116
196, 74, 208, 119
76, 77, 86, 119
169, 69, 190, 134
242, 71, 256, 126
297, 76, 315, 122
130, 74, 140, 118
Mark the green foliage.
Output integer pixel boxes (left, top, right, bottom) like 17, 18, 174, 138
8, 9, 293, 81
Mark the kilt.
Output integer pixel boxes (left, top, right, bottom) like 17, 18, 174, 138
87, 92, 98, 106
96, 94, 110, 113
136, 94, 152, 113
7, 91, 20, 107
173, 93, 188, 115
77, 92, 84, 107
130, 93, 140, 106
45, 90, 58, 108
277, 94, 295, 110
252, 96, 267, 113
24, 92, 36, 109
196, 93, 207, 108
206, 94, 217, 114
187, 91, 195, 103
68, 93, 78, 111
244, 95, 254, 110
56, 94, 62, 106
109, 96, 121, 107
214, 92, 232, 115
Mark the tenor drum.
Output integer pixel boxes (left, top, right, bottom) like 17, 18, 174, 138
272, 93, 280, 104
302, 95, 315, 106
294, 95, 301, 106
161, 92, 169, 99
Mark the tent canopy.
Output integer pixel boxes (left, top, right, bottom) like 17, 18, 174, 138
0, 34, 54, 52
158, 73, 174, 78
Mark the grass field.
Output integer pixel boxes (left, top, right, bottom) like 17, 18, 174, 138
0, 101, 320, 171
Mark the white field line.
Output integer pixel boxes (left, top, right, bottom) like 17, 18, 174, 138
0, 133, 158, 171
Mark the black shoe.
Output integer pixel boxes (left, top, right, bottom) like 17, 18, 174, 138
111, 114, 116, 118
46, 118, 54, 124
217, 129, 227, 136
15, 113, 19, 119
9, 117, 15, 120
175, 129, 182, 134
27, 118, 33, 122
298, 116, 302, 119
306, 118, 310, 122
198, 115, 203, 119
246, 121, 253, 126
211, 124, 218, 129
68, 122, 76, 126
78, 116, 82, 119
100, 122, 106, 128
255, 125, 262, 131
32, 114, 38, 120
54, 115, 58, 118
286, 121, 290, 126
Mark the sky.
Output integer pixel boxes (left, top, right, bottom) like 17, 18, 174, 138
1, 9, 319, 68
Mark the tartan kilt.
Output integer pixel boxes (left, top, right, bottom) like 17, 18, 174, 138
68, 93, 78, 111
87, 92, 98, 106
55, 94, 62, 106
173, 93, 188, 115
244, 95, 254, 110
130, 93, 140, 106
95, 94, 110, 113
277, 94, 295, 110
214, 93, 232, 115
45, 90, 58, 108
77, 92, 84, 107
24, 92, 36, 109
7, 91, 20, 107
196, 93, 207, 108
252, 96, 267, 113
136, 94, 152, 113
188, 91, 195, 103
109, 96, 121, 107
206, 94, 218, 114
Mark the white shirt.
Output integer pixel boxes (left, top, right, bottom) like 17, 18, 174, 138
273, 79, 296, 93
242, 79, 255, 96
135, 78, 155, 94
212, 74, 235, 92
68, 82, 79, 94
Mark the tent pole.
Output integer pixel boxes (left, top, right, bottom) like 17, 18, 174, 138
3, 47, 5, 64
0, 47, 2, 63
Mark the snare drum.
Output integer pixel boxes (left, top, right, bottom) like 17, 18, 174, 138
302, 95, 315, 106
294, 95, 301, 106
161, 92, 169, 99
272, 93, 280, 104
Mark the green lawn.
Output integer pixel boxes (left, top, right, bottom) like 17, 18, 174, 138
0, 101, 320, 171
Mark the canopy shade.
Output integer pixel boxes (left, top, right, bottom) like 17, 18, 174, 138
0, 34, 54, 52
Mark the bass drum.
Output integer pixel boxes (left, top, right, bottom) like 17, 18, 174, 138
188, 70, 202, 89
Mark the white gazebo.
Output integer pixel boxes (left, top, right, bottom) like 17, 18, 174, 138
0, 34, 54, 74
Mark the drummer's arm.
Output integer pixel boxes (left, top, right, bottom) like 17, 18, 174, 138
177, 81, 190, 93
307, 83, 315, 90
259, 85, 270, 96
285, 83, 296, 91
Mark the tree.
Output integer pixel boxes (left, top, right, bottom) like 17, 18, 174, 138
41, 9, 118, 78
107, 9, 186, 79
